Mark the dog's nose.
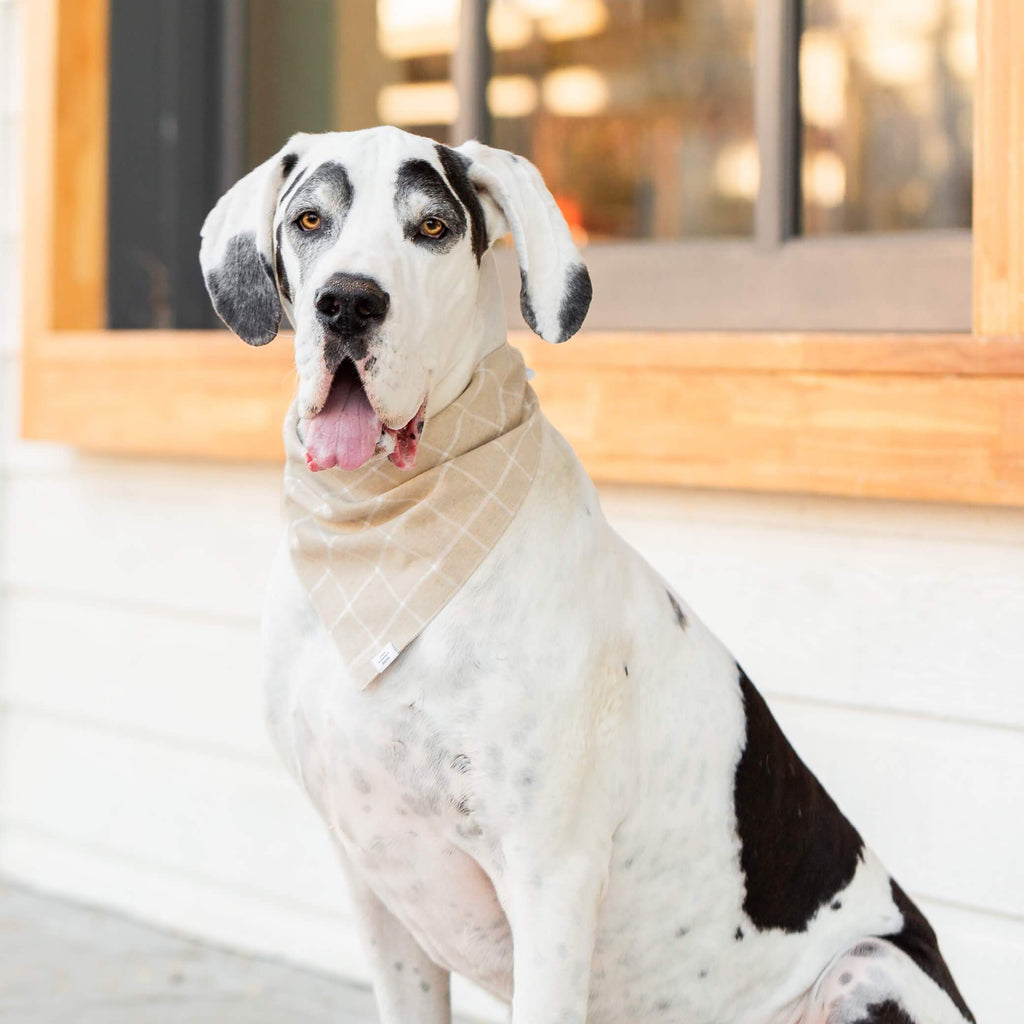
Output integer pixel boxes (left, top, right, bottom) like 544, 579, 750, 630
315, 274, 390, 335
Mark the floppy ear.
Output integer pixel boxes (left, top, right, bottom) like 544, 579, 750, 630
454, 140, 591, 343
199, 136, 309, 346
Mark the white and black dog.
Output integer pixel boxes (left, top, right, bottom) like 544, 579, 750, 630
200, 128, 975, 1024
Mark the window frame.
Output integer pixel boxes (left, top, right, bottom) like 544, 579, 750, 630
20, 0, 1024, 506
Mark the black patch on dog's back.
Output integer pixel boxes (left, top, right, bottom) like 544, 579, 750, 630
206, 232, 282, 346
882, 880, 975, 1022
436, 145, 487, 263
733, 666, 864, 933
557, 263, 592, 342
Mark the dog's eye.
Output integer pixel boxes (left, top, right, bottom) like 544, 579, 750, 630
419, 218, 447, 239
297, 210, 321, 232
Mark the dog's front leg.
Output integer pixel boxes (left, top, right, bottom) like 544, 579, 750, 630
337, 850, 452, 1024
503, 848, 606, 1024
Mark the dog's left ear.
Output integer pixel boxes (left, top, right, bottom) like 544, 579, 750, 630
453, 140, 592, 343
199, 134, 311, 346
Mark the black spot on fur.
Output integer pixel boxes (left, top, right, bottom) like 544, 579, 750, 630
698, 968, 708, 979
279, 166, 306, 205
260, 253, 275, 286
436, 145, 487, 263
839, 972, 853, 985
623, 664, 629, 677
206, 232, 282, 346
287, 161, 352, 213
882, 880, 975, 1021
420, 980, 431, 993
666, 590, 687, 629
274, 223, 291, 302
675, 926, 688, 938
851, 941, 882, 957
519, 270, 538, 332
281, 152, 299, 178
395, 158, 467, 253
831, 899, 842, 910
557, 263, 592, 342
281, 163, 354, 296
853, 1000, 915, 1024
734, 927, 744, 941
733, 665, 865, 933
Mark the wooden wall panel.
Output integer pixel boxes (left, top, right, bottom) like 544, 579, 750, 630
531, 362, 1024, 506
20, 330, 1024, 506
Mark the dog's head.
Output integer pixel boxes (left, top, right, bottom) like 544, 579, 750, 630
200, 127, 591, 472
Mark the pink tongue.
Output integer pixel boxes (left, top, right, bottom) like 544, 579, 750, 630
304, 364, 382, 472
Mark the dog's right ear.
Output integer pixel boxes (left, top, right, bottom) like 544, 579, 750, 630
452, 140, 591, 344
199, 135, 310, 346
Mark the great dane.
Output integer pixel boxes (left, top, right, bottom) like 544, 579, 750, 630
200, 127, 975, 1024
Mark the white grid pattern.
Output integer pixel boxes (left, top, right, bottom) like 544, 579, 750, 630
283, 344, 543, 688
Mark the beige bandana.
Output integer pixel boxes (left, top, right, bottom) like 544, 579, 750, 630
282, 342, 543, 688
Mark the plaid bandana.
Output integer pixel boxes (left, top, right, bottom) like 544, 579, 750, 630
282, 342, 543, 688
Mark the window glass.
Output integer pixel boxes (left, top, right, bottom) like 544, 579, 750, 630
106, 0, 457, 329
248, 0, 460, 163
800, 0, 975, 234
487, 0, 758, 241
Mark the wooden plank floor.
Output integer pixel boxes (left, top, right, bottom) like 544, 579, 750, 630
0, 880, 387, 1023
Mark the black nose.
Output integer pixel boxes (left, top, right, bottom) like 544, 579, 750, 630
315, 274, 390, 335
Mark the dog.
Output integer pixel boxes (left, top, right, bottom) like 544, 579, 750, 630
200, 127, 975, 1024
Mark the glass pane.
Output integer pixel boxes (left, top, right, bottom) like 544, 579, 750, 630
801, 0, 975, 235
106, 0, 458, 329
487, 0, 758, 241
247, 0, 460, 165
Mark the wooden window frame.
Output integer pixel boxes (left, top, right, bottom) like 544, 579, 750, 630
20, 0, 1024, 506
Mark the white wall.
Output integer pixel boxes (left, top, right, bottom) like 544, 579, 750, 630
0, 4, 1020, 1020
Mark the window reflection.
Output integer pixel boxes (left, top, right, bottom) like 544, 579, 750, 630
247, 0, 459, 166
487, 0, 758, 241
801, 0, 975, 234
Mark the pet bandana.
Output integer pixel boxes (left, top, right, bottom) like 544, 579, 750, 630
283, 342, 543, 687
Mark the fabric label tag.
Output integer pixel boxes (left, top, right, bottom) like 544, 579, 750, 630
371, 643, 399, 674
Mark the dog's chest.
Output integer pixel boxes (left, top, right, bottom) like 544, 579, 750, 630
278, 649, 517, 994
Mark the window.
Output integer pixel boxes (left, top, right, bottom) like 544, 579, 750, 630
99, 0, 971, 332
801, 0, 974, 235
21, 0, 1024, 505
487, 0, 758, 241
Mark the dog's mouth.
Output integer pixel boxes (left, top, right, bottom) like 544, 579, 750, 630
303, 360, 426, 474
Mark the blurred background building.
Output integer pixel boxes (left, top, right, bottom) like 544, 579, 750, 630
0, 1, 1020, 1021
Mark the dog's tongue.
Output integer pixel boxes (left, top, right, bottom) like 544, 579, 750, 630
304, 364, 382, 472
